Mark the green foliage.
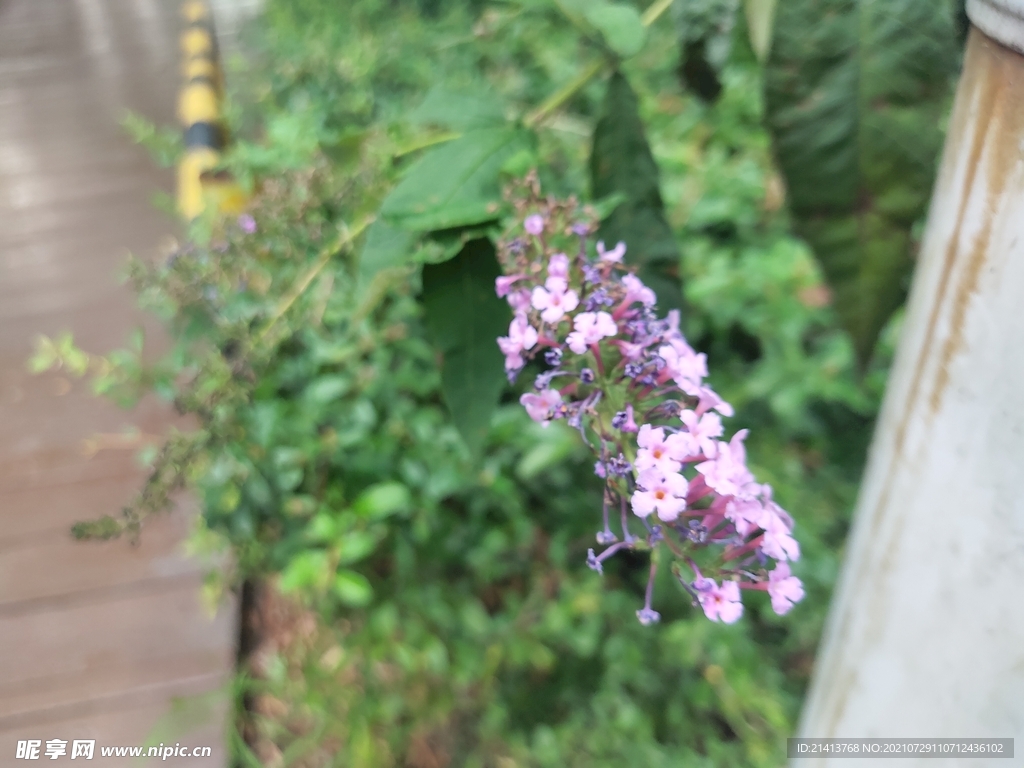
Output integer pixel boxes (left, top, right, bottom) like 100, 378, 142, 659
421, 238, 511, 451
382, 128, 536, 231
29, 332, 92, 377
121, 111, 184, 168
408, 85, 508, 132
764, 0, 960, 365
239, 409, 813, 766
583, 2, 647, 58
358, 220, 419, 285
555, 0, 648, 59
591, 71, 683, 311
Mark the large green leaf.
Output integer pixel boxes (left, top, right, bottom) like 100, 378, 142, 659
557, 0, 646, 59
764, 0, 959, 365
408, 84, 507, 131
358, 219, 418, 284
585, 3, 646, 59
381, 127, 534, 232
590, 71, 684, 311
421, 238, 510, 452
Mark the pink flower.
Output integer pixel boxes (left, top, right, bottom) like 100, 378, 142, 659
531, 278, 579, 324
613, 340, 645, 360
520, 388, 561, 427
696, 385, 734, 417
631, 469, 689, 521
658, 343, 707, 395
759, 502, 800, 561
496, 275, 524, 298
679, 409, 723, 457
664, 309, 682, 337
696, 578, 743, 623
724, 497, 763, 536
622, 273, 656, 307
524, 214, 545, 236
548, 253, 570, 279
497, 316, 538, 372
767, 563, 804, 615
597, 240, 626, 263
507, 289, 531, 316
664, 333, 698, 357
566, 311, 617, 353
696, 430, 755, 499
635, 424, 689, 475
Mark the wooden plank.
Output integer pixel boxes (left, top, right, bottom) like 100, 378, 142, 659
0, 581, 237, 722
0, 392, 170, 475
0, 472, 154, 544
0, 510, 207, 608
0, 678, 230, 767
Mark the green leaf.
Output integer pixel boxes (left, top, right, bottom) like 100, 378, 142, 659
743, 0, 777, 61
307, 512, 337, 543
421, 238, 510, 452
334, 569, 373, 607
358, 220, 419, 286
590, 191, 627, 221
279, 550, 331, 593
408, 84, 507, 131
590, 72, 683, 311
336, 531, 380, 566
304, 374, 351, 404
27, 336, 59, 374
584, 3, 646, 58
515, 422, 581, 480
424, 223, 499, 265
352, 482, 412, 521
121, 110, 182, 168
381, 127, 534, 232
499, 146, 540, 181
764, 0, 959, 365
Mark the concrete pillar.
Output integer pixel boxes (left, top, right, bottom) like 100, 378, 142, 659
797, 4, 1024, 763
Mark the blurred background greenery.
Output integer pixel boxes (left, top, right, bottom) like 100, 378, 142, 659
41, 0, 968, 764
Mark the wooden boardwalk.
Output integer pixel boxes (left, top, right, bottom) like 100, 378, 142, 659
0, 0, 237, 763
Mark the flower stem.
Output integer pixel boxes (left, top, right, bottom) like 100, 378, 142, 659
722, 534, 764, 562
643, 557, 657, 607
589, 343, 605, 376
524, 59, 606, 129
640, 0, 676, 26
620, 493, 637, 544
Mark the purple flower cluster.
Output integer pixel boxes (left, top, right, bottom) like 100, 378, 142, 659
495, 193, 804, 625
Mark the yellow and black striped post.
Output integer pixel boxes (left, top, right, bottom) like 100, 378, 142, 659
177, 0, 247, 220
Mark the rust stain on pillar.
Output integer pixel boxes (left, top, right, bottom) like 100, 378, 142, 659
929, 36, 1024, 414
